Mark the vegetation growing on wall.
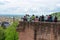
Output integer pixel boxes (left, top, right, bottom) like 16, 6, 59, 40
0, 27, 5, 40
0, 22, 18, 40
5, 22, 18, 40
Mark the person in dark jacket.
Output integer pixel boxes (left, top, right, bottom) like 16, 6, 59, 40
41, 15, 44, 21
23, 16, 27, 21
39, 16, 41, 21
54, 16, 57, 22
48, 15, 53, 22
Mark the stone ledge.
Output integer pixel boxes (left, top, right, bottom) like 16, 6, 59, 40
16, 21, 60, 32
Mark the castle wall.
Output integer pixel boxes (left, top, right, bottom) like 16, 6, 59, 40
17, 22, 60, 40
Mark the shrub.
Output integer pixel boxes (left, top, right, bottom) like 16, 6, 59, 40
0, 27, 5, 40
5, 22, 18, 40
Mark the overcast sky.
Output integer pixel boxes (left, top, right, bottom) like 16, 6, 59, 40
0, 0, 60, 15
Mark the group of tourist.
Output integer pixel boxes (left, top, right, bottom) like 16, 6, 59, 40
22, 14, 58, 22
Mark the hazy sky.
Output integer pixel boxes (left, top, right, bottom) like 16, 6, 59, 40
0, 0, 60, 15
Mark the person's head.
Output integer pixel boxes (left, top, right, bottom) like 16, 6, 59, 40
24, 16, 26, 18
42, 15, 44, 16
36, 16, 38, 18
32, 14, 34, 16
27, 15, 30, 16
25, 14, 29, 17
46, 15, 48, 16
55, 16, 57, 18
49, 15, 52, 17
26, 14, 28, 16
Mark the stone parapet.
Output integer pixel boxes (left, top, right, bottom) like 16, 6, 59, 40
17, 21, 60, 40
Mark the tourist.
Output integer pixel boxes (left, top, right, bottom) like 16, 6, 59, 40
30, 15, 35, 22
23, 16, 27, 21
44, 15, 48, 22
54, 16, 57, 22
26, 14, 30, 22
48, 15, 53, 22
22, 14, 58, 22
41, 15, 44, 21
39, 16, 41, 21
34, 16, 39, 22
52, 16, 55, 22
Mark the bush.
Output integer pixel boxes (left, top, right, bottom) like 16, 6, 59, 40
5, 22, 18, 40
0, 27, 5, 40
0, 22, 19, 40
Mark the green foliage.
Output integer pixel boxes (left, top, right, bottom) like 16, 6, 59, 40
51, 12, 60, 20
0, 27, 5, 40
0, 22, 19, 40
5, 22, 18, 40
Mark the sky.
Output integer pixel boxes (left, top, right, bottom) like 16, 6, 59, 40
0, 0, 60, 15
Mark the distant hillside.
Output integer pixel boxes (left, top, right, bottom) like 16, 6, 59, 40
51, 12, 60, 20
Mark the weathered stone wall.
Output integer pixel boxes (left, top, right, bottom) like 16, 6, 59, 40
17, 22, 60, 40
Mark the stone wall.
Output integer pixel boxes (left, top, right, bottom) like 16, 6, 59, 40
17, 22, 60, 40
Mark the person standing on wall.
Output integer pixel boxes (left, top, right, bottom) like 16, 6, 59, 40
23, 16, 27, 21
54, 16, 57, 22
41, 15, 44, 22
34, 16, 39, 22
26, 14, 30, 22
48, 15, 53, 22
30, 15, 35, 22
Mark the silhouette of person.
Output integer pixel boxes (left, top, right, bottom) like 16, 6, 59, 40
31, 15, 35, 22
44, 15, 48, 22
48, 15, 53, 22
26, 14, 30, 22
41, 15, 44, 21
39, 16, 41, 21
54, 16, 57, 22
34, 16, 39, 22
23, 16, 27, 21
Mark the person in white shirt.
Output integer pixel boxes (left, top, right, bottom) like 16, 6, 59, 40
44, 15, 48, 22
